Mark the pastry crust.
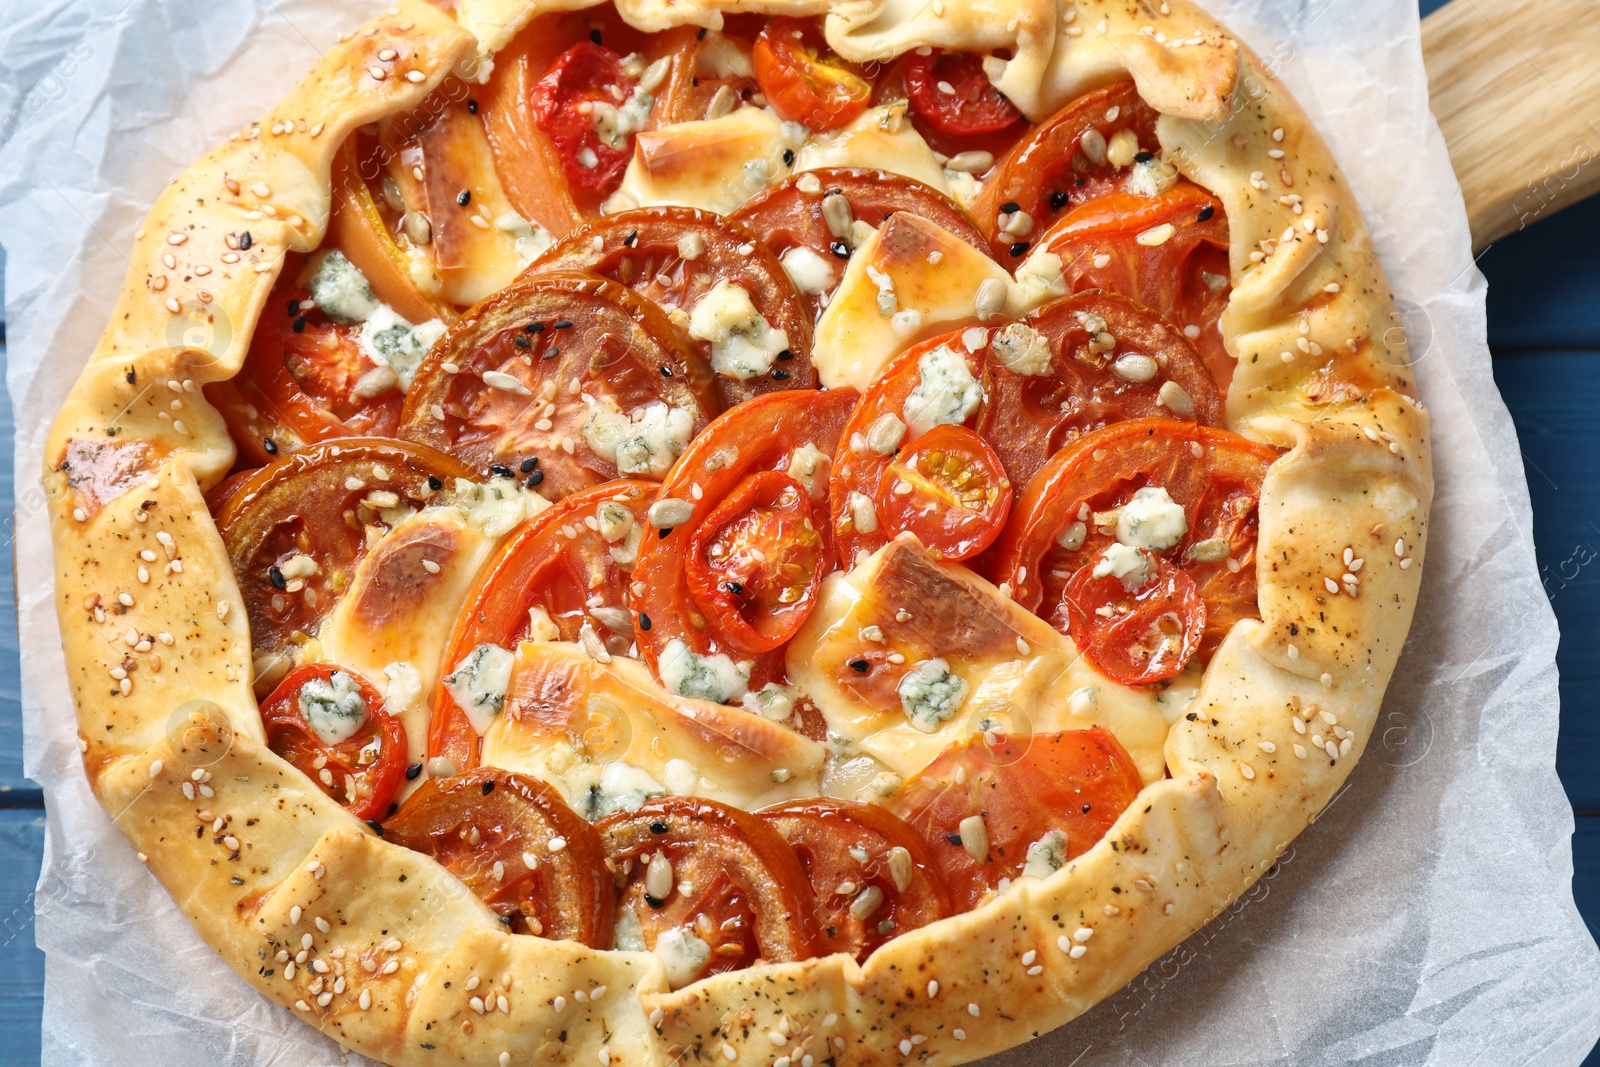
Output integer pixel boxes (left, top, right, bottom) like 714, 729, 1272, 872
43, 0, 1432, 1063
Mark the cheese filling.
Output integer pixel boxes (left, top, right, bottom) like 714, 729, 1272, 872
298, 670, 368, 745
442, 643, 515, 735
687, 280, 791, 379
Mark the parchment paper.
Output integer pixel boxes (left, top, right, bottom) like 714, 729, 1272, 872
1, 0, 1596, 1062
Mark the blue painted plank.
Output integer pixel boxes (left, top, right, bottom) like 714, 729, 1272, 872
1480, 197, 1600, 352
0, 809, 45, 1067
0, 344, 36, 800
1577, 817, 1600, 1066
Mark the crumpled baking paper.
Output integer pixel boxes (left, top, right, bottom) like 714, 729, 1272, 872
1, 0, 1596, 1062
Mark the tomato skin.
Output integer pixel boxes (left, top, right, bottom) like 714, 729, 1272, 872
599, 796, 820, 984
905, 50, 1021, 137
529, 43, 639, 193
886, 728, 1146, 910
874, 424, 1012, 562
989, 418, 1278, 660
1065, 555, 1206, 684
384, 767, 614, 945
753, 18, 872, 132
759, 798, 951, 960
429, 479, 654, 773
260, 664, 408, 822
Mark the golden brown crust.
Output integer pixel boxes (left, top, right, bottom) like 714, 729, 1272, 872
44, 0, 1433, 1063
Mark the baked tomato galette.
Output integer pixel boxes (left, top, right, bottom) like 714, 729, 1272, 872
44, 1, 1431, 1063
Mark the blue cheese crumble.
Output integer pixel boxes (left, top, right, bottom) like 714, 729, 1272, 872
652, 927, 712, 988
902, 346, 982, 433
298, 670, 368, 744
307, 250, 379, 324
897, 658, 969, 733
581, 761, 667, 820
309, 249, 445, 392
1093, 543, 1154, 591
658, 638, 750, 704
1116, 486, 1188, 551
442, 643, 515, 735
688, 280, 791, 379
1022, 829, 1069, 879
581, 396, 694, 478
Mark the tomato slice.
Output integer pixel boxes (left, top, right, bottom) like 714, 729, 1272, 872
1065, 555, 1206, 684
980, 291, 1224, 488
684, 470, 826, 654
328, 137, 449, 327
429, 479, 653, 773
529, 42, 640, 195
398, 272, 716, 496
1037, 182, 1233, 385
598, 796, 819, 985
905, 49, 1021, 137
384, 767, 614, 945
886, 728, 1146, 910
728, 168, 991, 317
260, 664, 408, 822
753, 17, 872, 132
215, 438, 475, 678
652, 20, 764, 126
989, 418, 1278, 660
973, 81, 1161, 260
526, 207, 816, 406
874, 424, 1011, 562
758, 798, 951, 960
631, 388, 857, 699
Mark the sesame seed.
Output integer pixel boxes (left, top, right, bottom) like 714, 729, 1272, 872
406, 69, 426, 83
368, 65, 386, 79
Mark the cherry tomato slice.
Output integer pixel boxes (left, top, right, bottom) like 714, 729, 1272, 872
398, 272, 716, 496
529, 42, 639, 194
631, 388, 857, 699
685, 470, 826, 655
527, 207, 816, 406
384, 767, 614, 945
759, 797, 951, 960
1038, 182, 1233, 386
989, 418, 1278, 659
980, 291, 1224, 488
905, 49, 1021, 137
215, 438, 475, 677
1064, 555, 1205, 684
260, 664, 407, 822
729, 168, 991, 317
599, 796, 819, 985
874, 424, 1011, 562
973, 81, 1160, 259
429, 479, 654, 773
886, 727, 1146, 910
753, 18, 872, 132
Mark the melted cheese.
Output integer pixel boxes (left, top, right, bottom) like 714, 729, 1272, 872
793, 104, 950, 195
480, 642, 824, 814
604, 106, 790, 215
811, 213, 1019, 390
785, 535, 1191, 786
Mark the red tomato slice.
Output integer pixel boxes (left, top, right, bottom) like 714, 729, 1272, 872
328, 136, 450, 327
529, 42, 640, 194
1064, 555, 1205, 684
260, 664, 408, 822
429, 479, 653, 773
886, 727, 1146, 911
526, 207, 816, 406
905, 49, 1021, 137
684, 470, 827, 654
874, 424, 1011, 562
980, 291, 1224, 488
384, 767, 614, 945
398, 272, 716, 495
759, 797, 951, 960
215, 438, 475, 683
973, 81, 1161, 259
729, 168, 991, 318
631, 388, 857, 698
1038, 182, 1233, 385
989, 418, 1278, 660
753, 18, 872, 132
598, 796, 819, 984
652, 20, 764, 125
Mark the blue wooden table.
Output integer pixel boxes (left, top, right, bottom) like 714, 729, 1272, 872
1, 4, 1597, 1059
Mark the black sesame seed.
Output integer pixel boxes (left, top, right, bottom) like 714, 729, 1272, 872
230, 876, 244, 885
427, 475, 443, 491
490, 463, 514, 478
658, 527, 672, 539
542, 348, 560, 360
467, 99, 479, 115
482, 780, 496, 795
624, 230, 637, 246
782, 148, 795, 166
526, 470, 545, 488
848, 659, 869, 673
263, 437, 278, 456
520, 457, 539, 473
696, 26, 707, 39
945, 833, 963, 846
724, 581, 743, 595
553, 320, 574, 329
660, 364, 673, 377
589, 28, 603, 44
288, 299, 300, 316
829, 239, 850, 259
513, 334, 531, 348
1134, 150, 1155, 163
639, 612, 652, 631
239, 231, 252, 249
1009, 241, 1031, 257
1082, 804, 1092, 814
1000, 200, 1021, 213
650, 820, 669, 833
405, 762, 423, 781
1197, 204, 1216, 222
771, 367, 790, 380
526, 322, 546, 333
777, 349, 794, 360
456, 189, 472, 206
1050, 190, 1069, 210
292, 315, 307, 333
267, 565, 286, 590
646, 895, 667, 909
366, 820, 385, 836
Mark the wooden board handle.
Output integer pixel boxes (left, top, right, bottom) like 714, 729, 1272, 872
1423, 0, 1600, 249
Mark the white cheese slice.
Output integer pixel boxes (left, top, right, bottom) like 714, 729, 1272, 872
811, 213, 1019, 391
784, 534, 1185, 785
479, 642, 825, 813
794, 104, 950, 195
605, 106, 790, 215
